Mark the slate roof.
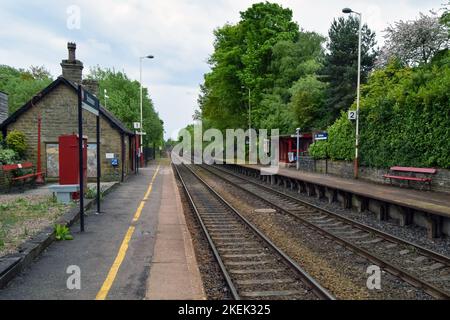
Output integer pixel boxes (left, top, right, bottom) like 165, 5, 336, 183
0, 76, 135, 136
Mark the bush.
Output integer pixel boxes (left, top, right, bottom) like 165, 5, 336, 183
5, 130, 27, 157
309, 141, 328, 159
0, 149, 18, 165
327, 113, 355, 161
318, 52, 450, 169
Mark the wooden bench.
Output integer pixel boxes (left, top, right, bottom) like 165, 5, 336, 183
383, 166, 437, 190
1, 162, 43, 187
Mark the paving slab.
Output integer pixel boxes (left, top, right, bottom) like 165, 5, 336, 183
145, 165, 205, 300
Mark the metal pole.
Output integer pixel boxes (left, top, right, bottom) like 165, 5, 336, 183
248, 88, 251, 133
96, 113, 101, 214
35, 115, 44, 184
104, 89, 107, 109
140, 57, 143, 169
354, 12, 362, 179
77, 85, 85, 232
296, 128, 300, 171
136, 135, 139, 174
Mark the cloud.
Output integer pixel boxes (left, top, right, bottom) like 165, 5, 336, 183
150, 84, 200, 140
0, 0, 444, 139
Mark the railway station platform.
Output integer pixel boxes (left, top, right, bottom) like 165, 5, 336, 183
0, 161, 205, 300
145, 162, 205, 300
228, 163, 450, 238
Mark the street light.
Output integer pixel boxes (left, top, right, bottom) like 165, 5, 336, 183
139, 55, 154, 169
104, 89, 109, 109
241, 86, 252, 146
342, 7, 362, 179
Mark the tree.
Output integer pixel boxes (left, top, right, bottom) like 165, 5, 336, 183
200, 23, 245, 131
266, 32, 326, 132
442, 1, 450, 28
0, 65, 53, 113
88, 67, 164, 148
289, 75, 327, 131
200, 2, 300, 132
322, 16, 377, 124
311, 50, 450, 168
238, 2, 299, 91
378, 12, 449, 67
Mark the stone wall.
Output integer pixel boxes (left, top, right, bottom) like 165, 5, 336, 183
4, 83, 132, 182
298, 158, 450, 194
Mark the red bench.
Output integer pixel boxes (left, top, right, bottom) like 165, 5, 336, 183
1, 162, 43, 187
383, 166, 437, 190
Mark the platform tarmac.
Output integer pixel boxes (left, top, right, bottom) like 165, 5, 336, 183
0, 161, 205, 300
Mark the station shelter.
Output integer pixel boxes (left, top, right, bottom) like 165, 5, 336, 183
279, 133, 313, 165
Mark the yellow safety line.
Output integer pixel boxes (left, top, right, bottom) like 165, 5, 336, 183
95, 164, 160, 300
143, 166, 160, 201
95, 226, 135, 300
132, 202, 146, 223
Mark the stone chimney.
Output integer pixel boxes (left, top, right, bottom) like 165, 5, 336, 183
0, 92, 8, 124
61, 42, 83, 84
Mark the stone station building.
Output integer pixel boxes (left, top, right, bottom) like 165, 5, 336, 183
0, 43, 137, 183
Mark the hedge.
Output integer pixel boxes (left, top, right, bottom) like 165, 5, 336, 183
310, 52, 450, 169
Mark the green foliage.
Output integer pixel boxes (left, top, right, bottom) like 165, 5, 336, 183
441, 1, 450, 29
0, 148, 18, 165
322, 16, 377, 123
289, 75, 327, 131
88, 67, 164, 148
54, 224, 73, 241
85, 187, 104, 200
5, 130, 27, 156
327, 112, 356, 161
0, 65, 52, 113
321, 52, 450, 168
197, 2, 449, 171
309, 141, 328, 159
200, 2, 327, 133
200, 2, 301, 132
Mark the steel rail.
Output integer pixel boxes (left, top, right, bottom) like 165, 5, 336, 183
199, 164, 450, 300
212, 165, 450, 267
173, 163, 240, 299
173, 160, 335, 300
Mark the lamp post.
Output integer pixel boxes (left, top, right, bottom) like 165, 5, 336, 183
139, 55, 154, 168
104, 89, 109, 109
342, 7, 362, 179
248, 87, 251, 137
241, 86, 252, 146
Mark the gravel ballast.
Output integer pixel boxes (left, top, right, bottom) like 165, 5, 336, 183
194, 165, 434, 300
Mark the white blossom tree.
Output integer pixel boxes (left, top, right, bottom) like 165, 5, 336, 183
377, 12, 449, 67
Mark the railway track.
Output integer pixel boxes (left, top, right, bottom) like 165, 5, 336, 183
196, 163, 450, 300
173, 162, 335, 300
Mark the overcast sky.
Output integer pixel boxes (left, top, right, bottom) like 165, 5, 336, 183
0, 0, 444, 139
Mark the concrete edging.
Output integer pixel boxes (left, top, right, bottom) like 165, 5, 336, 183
0, 182, 120, 289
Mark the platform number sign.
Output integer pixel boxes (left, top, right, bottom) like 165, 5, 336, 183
81, 88, 100, 116
348, 110, 357, 121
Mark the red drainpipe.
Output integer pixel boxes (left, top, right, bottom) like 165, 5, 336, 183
35, 115, 44, 184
